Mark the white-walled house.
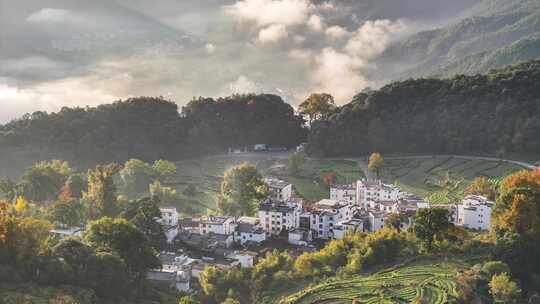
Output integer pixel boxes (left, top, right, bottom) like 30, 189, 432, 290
330, 184, 357, 205
333, 219, 364, 239
199, 216, 236, 235
288, 228, 313, 246
357, 180, 400, 209
160, 207, 179, 226
228, 251, 257, 268
369, 211, 386, 232
235, 223, 266, 245
265, 177, 294, 201
456, 195, 493, 230
258, 199, 301, 236
310, 199, 354, 239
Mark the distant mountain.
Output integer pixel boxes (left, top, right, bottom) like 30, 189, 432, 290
376, 0, 540, 80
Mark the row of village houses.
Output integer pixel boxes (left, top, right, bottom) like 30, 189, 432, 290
50, 176, 494, 293
157, 177, 494, 250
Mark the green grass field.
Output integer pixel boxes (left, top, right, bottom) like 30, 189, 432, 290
379, 156, 525, 198
164, 155, 364, 214
276, 263, 465, 304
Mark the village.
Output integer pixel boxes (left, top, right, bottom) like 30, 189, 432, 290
139, 175, 494, 293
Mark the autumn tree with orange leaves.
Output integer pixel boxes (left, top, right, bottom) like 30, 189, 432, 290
492, 168, 540, 287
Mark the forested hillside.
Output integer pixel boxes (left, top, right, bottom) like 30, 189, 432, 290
0, 94, 306, 176
307, 60, 540, 157
377, 0, 540, 79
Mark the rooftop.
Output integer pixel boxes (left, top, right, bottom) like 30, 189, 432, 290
201, 216, 234, 225
265, 177, 292, 189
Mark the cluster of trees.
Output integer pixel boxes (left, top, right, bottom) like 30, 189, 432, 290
0, 94, 307, 175
0, 200, 164, 301
307, 60, 540, 157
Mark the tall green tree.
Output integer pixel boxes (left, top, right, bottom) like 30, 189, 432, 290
84, 217, 160, 280
412, 208, 453, 251
299, 93, 336, 124
219, 163, 267, 216
121, 196, 166, 250
489, 273, 521, 303
83, 164, 120, 220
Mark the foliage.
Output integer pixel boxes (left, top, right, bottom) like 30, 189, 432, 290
153, 159, 177, 181
19, 160, 72, 202
368, 153, 384, 178
492, 168, 540, 286
219, 163, 267, 216
323, 172, 337, 188
0, 95, 306, 171
308, 61, 540, 157
412, 208, 453, 251
465, 176, 497, 200
384, 213, 409, 232
119, 159, 157, 198
47, 199, 85, 228
83, 164, 120, 220
298, 93, 336, 124
121, 196, 166, 250
84, 217, 161, 280
489, 273, 521, 303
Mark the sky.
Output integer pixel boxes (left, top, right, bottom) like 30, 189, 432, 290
0, 0, 479, 123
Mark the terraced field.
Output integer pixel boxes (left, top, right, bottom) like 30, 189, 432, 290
380, 156, 525, 198
277, 264, 462, 304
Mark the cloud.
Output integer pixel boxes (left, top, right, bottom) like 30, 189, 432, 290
228, 75, 261, 94
258, 24, 289, 44
205, 43, 216, 54
311, 48, 367, 102
26, 8, 73, 24
307, 15, 325, 32
224, 0, 312, 27
345, 19, 407, 59
325, 25, 349, 41
0, 79, 119, 123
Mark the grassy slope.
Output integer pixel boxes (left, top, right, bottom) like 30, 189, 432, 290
164, 155, 364, 214
273, 260, 472, 304
380, 156, 524, 198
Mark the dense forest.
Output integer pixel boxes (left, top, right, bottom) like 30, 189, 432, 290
0, 95, 307, 176
307, 60, 540, 157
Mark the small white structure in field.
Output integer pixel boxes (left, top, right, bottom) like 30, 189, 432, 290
456, 195, 493, 230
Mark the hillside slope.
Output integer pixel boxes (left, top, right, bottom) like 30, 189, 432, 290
377, 0, 540, 79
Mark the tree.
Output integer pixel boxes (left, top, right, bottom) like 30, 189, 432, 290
153, 159, 177, 181
84, 217, 160, 280
121, 196, 166, 250
219, 163, 267, 216
384, 213, 408, 232
323, 172, 337, 188
61, 174, 87, 199
492, 169, 540, 284
0, 177, 17, 202
83, 164, 120, 220
47, 199, 85, 228
288, 152, 306, 176
412, 208, 452, 251
119, 159, 156, 198
489, 273, 521, 303
299, 93, 336, 124
19, 160, 72, 203
466, 176, 496, 200
179, 296, 199, 304
368, 153, 384, 179
14, 196, 27, 214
